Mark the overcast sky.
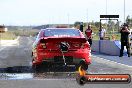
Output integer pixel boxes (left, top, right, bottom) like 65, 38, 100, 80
0, 0, 131, 25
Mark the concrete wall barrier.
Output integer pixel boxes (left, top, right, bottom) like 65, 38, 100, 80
91, 40, 120, 56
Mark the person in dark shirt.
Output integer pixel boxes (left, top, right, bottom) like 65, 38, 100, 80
119, 23, 130, 57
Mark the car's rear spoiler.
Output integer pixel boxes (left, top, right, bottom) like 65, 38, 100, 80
40, 37, 87, 43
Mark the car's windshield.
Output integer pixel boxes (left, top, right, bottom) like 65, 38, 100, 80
44, 29, 80, 37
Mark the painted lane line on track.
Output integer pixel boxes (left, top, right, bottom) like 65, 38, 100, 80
92, 55, 132, 68
0, 36, 20, 52
0, 73, 76, 80
32, 78, 76, 80
0, 78, 76, 80
0, 47, 6, 52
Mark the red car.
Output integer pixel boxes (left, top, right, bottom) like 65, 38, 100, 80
32, 28, 91, 70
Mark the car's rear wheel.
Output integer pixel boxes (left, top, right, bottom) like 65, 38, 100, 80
32, 58, 41, 71
32, 64, 41, 72
32, 61, 49, 72
76, 60, 88, 71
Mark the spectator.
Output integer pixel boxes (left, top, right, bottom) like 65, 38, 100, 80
85, 25, 92, 47
99, 26, 106, 40
119, 23, 130, 57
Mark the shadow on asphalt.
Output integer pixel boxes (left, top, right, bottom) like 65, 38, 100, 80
0, 65, 76, 73
0, 65, 77, 79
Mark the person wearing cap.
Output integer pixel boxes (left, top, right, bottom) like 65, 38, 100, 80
99, 26, 106, 40
85, 25, 92, 47
119, 23, 130, 57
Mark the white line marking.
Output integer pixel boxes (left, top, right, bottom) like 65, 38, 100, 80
92, 55, 132, 68
0, 47, 6, 52
32, 78, 76, 81
0, 78, 76, 80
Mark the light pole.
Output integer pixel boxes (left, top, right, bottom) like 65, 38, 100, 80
106, 0, 108, 29
124, 0, 126, 23
67, 13, 70, 27
86, 8, 88, 24
0, 33, 1, 48
67, 13, 69, 24
106, 0, 107, 15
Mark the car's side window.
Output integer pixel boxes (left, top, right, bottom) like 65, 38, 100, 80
36, 32, 41, 39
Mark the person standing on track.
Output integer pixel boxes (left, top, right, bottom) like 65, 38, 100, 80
99, 26, 106, 40
119, 23, 130, 57
85, 25, 92, 47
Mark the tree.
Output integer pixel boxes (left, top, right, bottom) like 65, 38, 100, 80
108, 20, 115, 31
74, 21, 80, 29
126, 15, 131, 25
74, 21, 80, 27
94, 22, 100, 28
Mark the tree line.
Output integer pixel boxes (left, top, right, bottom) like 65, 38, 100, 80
74, 15, 132, 33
